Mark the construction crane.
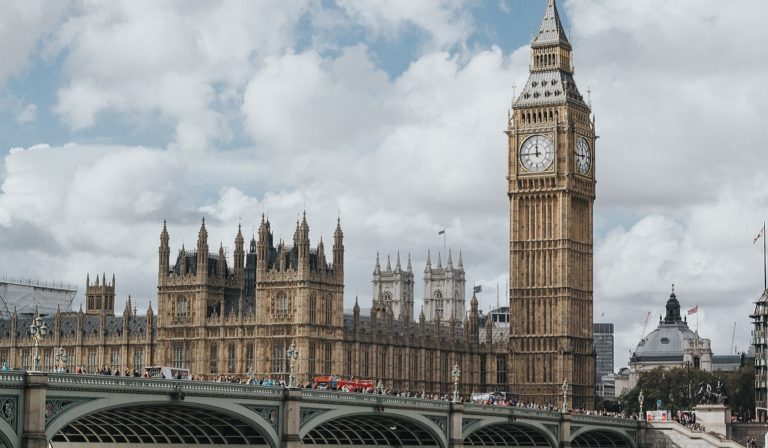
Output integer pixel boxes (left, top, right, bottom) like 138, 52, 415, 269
639, 311, 651, 342
731, 322, 737, 355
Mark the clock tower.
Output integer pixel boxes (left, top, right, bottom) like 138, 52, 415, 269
507, 0, 596, 408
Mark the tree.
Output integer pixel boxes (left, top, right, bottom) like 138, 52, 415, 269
618, 365, 755, 417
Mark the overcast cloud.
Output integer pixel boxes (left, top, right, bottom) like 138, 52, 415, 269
0, 0, 766, 371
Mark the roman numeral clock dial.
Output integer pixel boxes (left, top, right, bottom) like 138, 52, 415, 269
519, 134, 554, 173
575, 136, 592, 175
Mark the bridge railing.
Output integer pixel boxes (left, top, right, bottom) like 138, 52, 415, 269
301, 390, 451, 411
463, 403, 560, 420
0, 370, 26, 387
569, 413, 640, 428
46, 373, 285, 399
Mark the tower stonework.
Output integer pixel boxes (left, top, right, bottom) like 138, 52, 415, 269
372, 253, 415, 321
85, 273, 116, 316
508, 0, 596, 408
423, 250, 466, 322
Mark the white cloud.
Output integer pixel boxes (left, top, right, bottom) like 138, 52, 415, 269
49, 0, 311, 150
335, 0, 474, 51
15, 103, 37, 124
0, 0, 766, 379
0, 0, 69, 86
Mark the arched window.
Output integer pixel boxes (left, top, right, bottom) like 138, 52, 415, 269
275, 291, 290, 319
176, 296, 188, 318
434, 290, 444, 319
227, 343, 236, 373
309, 293, 317, 324
210, 343, 218, 374
383, 291, 392, 308
325, 295, 333, 326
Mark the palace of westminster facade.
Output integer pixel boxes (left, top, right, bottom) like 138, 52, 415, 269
0, 0, 597, 408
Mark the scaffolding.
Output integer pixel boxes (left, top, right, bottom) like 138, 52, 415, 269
0, 276, 77, 317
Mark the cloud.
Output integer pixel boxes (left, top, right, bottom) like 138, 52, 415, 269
0, 0, 767, 378
0, 0, 69, 86
49, 0, 312, 150
335, 0, 474, 51
15, 103, 37, 124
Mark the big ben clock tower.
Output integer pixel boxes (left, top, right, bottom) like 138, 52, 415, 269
508, 0, 596, 408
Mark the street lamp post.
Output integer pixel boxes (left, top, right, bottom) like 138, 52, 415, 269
29, 314, 48, 372
54, 347, 67, 373
286, 342, 299, 388
639, 390, 645, 420
451, 363, 461, 403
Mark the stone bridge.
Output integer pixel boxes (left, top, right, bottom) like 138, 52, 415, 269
0, 371, 642, 448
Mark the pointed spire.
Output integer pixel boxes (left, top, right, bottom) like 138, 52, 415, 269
458, 251, 463, 269
386, 254, 392, 272
437, 252, 442, 268
426, 250, 432, 268
407, 253, 412, 272
532, 0, 571, 49
447, 249, 453, 268
374, 253, 381, 274
395, 252, 402, 272
161, 218, 169, 239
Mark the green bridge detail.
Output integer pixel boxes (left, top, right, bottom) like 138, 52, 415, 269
0, 372, 641, 448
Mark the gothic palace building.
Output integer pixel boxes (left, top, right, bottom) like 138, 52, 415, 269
0, 0, 596, 408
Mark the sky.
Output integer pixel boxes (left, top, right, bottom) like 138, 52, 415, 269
0, 0, 767, 372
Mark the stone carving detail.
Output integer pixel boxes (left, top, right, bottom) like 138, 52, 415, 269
0, 397, 17, 432
44, 398, 93, 427
545, 423, 560, 441
462, 418, 480, 431
300, 407, 330, 427
425, 415, 448, 436
244, 405, 279, 430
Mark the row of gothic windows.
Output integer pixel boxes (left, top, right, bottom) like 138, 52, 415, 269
205, 342, 254, 375
308, 293, 334, 326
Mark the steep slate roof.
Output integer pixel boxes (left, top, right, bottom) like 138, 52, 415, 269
532, 0, 571, 49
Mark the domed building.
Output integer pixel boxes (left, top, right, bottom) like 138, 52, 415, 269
623, 287, 712, 391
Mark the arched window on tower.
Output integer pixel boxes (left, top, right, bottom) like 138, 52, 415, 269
176, 296, 188, 318
434, 290, 444, 319
274, 291, 290, 320
325, 295, 333, 326
309, 293, 317, 324
383, 291, 392, 308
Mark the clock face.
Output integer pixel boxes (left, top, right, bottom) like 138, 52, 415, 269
519, 135, 554, 172
575, 137, 591, 174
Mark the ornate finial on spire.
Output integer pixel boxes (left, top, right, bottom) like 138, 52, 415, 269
458, 251, 463, 269
437, 252, 442, 268
374, 253, 381, 274
395, 251, 401, 271
672, 283, 675, 294
407, 253, 413, 272
511, 82, 517, 106
386, 254, 391, 272
587, 86, 592, 108
447, 249, 453, 268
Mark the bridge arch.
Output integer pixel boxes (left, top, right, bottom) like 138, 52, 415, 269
570, 428, 635, 448
301, 409, 447, 447
463, 421, 558, 447
45, 395, 279, 447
